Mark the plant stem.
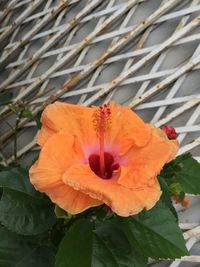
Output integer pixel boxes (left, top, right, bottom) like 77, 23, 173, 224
14, 110, 23, 163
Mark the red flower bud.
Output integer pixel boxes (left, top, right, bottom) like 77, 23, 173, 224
182, 196, 190, 208
162, 125, 178, 140
172, 196, 190, 208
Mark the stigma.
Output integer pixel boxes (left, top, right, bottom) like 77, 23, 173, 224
92, 104, 112, 178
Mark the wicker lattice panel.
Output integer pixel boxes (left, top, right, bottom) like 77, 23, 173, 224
0, 0, 200, 266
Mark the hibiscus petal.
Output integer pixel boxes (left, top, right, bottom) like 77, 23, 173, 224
37, 102, 152, 157
37, 124, 56, 147
37, 101, 97, 146
107, 102, 152, 155
43, 184, 101, 215
29, 132, 101, 214
62, 164, 161, 217
117, 126, 179, 189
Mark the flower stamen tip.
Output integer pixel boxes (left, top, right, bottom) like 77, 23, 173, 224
93, 104, 111, 134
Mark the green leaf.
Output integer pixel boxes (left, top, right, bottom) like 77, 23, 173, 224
0, 188, 56, 235
55, 205, 72, 221
0, 164, 9, 171
158, 176, 178, 220
55, 219, 147, 267
0, 227, 55, 267
121, 201, 188, 259
21, 108, 33, 119
0, 168, 45, 199
174, 154, 200, 194
55, 219, 93, 267
95, 221, 147, 267
171, 153, 192, 165
34, 111, 42, 129
0, 168, 56, 235
0, 92, 13, 106
160, 154, 192, 180
160, 153, 200, 195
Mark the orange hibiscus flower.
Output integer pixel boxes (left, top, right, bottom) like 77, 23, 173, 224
29, 102, 179, 217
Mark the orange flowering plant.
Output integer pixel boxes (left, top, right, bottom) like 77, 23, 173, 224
1, 101, 200, 267
30, 101, 179, 217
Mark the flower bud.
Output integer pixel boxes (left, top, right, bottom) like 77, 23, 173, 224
181, 196, 190, 208
162, 125, 178, 140
172, 195, 190, 208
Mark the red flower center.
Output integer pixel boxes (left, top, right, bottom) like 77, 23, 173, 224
88, 152, 119, 179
